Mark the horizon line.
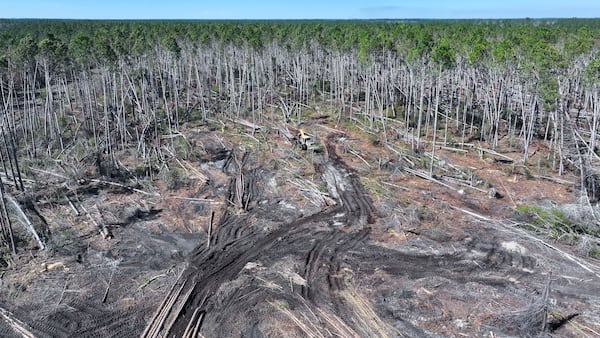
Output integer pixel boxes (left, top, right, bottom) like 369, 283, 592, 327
2, 17, 599, 21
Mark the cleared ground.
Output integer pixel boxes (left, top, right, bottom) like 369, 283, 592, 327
1, 116, 599, 337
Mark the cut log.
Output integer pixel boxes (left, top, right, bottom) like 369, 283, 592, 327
232, 118, 263, 131
0, 306, 36, 338
5, 195, 45, 250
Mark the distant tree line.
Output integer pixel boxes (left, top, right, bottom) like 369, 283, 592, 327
1, 19, 599, 71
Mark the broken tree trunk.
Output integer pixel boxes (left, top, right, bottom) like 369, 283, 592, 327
5, 194, 45, 250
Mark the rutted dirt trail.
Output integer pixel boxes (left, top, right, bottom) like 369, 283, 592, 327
142, 135, 379, 337
139, 134, 600, 337
1, 128, 599, 337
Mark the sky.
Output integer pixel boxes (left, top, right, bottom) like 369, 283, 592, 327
2, 0, 600, 20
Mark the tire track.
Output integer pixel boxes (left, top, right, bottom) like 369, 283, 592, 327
301, 228, 370, 301
320, 134, 376, 227
143, 143, 381, 337
301, 231, 341, 300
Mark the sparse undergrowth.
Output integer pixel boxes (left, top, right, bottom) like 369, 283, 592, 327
515, 204, 600, 257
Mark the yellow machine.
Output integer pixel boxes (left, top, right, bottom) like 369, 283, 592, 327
296, 129, 313, 150
298, 129, 312, 150
292, 128, 323, 152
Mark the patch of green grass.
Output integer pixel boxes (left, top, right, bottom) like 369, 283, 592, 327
515, 205, 594, 242
359, 177, 387, 199
317, 183, 328, 193
172, 135, 193, 159
163, 166, 190, 190
515, 205, 570, 227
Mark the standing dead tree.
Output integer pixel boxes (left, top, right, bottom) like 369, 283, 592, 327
0, 176, 15, 255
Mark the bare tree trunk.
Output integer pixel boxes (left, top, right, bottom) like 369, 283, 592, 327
0, 176, 15, 254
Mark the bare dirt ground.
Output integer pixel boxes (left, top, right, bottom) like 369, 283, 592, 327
1, 116, 600, 337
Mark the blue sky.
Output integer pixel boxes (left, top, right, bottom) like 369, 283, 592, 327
3, 0, 600, 19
